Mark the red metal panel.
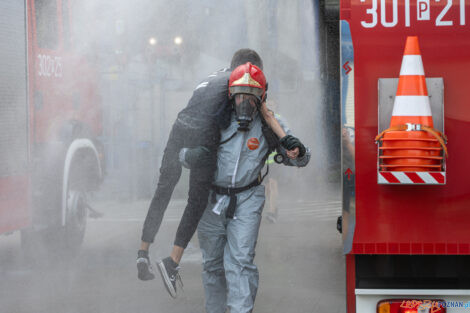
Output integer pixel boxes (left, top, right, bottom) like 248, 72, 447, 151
423, 243, 434, 253
342, 0, 470, 255
0, 176, 30, 233
377, 242, 387, 253
346, 254, 356, 313
459, 244, 470, 254
430, 172, 445, 183
411, 243, 423, 254
30, 0, 102, 144
405, 172, 425, 183
380, 171, 400, 183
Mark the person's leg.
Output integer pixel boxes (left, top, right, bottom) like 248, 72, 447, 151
173, 159, 217, 249
225, 186, 265, 313
172, 124, 219, 253
155, 125, 218, 295
198, 205, 228, 313
167, 164, 214, 265
141, 123, 184, 244
169, 245, 184, 264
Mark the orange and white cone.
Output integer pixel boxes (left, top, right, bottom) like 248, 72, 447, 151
379, 36, 443, 172
390, 36, 433, 128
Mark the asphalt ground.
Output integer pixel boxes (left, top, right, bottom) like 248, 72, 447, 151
0, 193, 344, 313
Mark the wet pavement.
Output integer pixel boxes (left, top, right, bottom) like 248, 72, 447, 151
0, 191, 344, 313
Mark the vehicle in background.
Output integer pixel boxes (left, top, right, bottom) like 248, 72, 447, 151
339, 1, 470, 312
0, 0, 104, 256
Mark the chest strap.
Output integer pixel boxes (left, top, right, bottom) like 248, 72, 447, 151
211, 175, 263, 219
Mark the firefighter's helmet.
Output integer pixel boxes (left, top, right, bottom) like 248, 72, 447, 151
229, 62, 266, 100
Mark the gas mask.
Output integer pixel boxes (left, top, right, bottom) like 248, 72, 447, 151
234, 94, 260, 131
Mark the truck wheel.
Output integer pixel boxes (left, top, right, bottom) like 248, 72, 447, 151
44, 159, 91, 258
58, 156, 92, 256
22, 164, 92, 264
63, 188, 88, 251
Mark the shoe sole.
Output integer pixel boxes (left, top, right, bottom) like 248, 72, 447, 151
157, 261, 177, 298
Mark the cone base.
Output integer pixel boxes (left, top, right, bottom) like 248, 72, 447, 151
380, 130, 443, 172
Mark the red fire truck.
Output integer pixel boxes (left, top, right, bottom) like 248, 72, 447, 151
0, 0, 103, 253
340, 0, 470, 312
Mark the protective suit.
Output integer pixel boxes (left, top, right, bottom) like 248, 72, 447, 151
197, 111, 310, 313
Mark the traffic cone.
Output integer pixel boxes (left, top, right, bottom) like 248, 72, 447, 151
379, 36, 443, 172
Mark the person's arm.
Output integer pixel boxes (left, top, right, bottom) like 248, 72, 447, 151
260, 101, 286, 139
270, 112, 309, 166
260, 102, 299, 159
260, 102, 308, 160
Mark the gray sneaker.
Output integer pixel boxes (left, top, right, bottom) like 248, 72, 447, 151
157, 257, 183, 298
137, 250, 155, 281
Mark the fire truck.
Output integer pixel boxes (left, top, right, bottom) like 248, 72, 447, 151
0, 0, 103, 253
339, 0, 470, 312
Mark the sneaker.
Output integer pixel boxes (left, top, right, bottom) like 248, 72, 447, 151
137, 250, 155, 281
157, 256, 182, 298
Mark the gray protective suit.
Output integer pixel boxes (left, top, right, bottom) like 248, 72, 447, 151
196, 112, 310, 313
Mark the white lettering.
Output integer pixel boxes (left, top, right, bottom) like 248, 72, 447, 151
436, 0, 453, 26
381, 0, 398, 27
361, 0, 466, 28
37, 54, 63, 78
460, 0, 466, 25
54, 57, 63, 78
405, 0, 411, 26
417, 0, 431, 20
361, 0, 378, 28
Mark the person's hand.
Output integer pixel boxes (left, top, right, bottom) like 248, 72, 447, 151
184, 146, 214, 168
137, 250, 155, 281
286, 147, 299, 159
280, 135, 306, 158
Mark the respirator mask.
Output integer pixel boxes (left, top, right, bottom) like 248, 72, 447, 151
234, 94, 260, 131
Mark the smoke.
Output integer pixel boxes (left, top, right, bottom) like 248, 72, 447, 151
0, 1, 342, 312
57, 0, 335, 202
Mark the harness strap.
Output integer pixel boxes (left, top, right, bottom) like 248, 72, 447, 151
375, 124, 448, 157
213, 113, 274, 219
212, 175, 264, 219
219, 131, 237, 145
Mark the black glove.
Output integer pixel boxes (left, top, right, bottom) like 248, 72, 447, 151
137, 250, 155, 281
280, 135, 306, 158
184, 146, 214, 168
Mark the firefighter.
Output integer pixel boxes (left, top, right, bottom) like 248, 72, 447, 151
196, 63, 309, 313
136, 49, 291, 298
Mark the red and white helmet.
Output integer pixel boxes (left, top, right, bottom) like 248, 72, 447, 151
229, 62, 266, 100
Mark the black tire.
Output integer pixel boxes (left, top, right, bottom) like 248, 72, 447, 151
61, 189, 88, 253
22, 159, 91, 263
52, 159, 90, 256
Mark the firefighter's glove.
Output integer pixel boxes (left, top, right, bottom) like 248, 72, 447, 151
137, 250, 155, 281
184, 146, 214, 169
280, 135, 306, 158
